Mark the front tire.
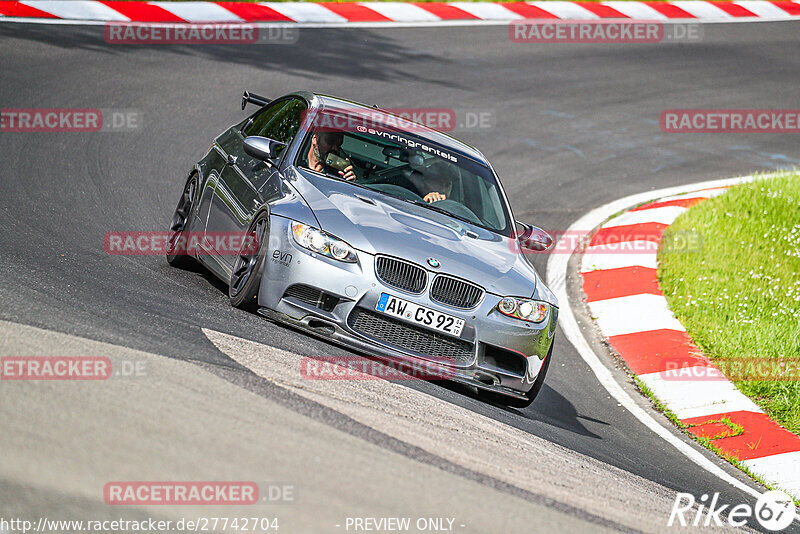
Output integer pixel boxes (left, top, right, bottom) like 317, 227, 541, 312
229, 212, 269, 309
166, 174, 198, 268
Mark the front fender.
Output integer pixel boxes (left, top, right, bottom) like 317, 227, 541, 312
267, 168, 319, 228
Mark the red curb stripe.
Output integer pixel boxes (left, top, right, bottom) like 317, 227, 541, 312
2, 2, 800, 22
413, 2, 478, 19
707, 1, 759, 16
576, 2, 631, 18
642, 1, 697, 18
631, 197, 705, 211
682, 411, 800, 460
97, 1, 184, 22
582, 266, 661, 302
215, 2, 293, 21
607, 329, 712, 375
770, 0, 800, 15
319, 2, 392, 22
589, 222, 667, 247
500, 2, 559, 18
0, 1, 57, 18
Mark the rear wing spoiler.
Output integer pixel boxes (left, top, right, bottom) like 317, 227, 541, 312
241, 91, 271, 111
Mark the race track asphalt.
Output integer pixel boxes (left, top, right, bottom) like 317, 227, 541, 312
1, 19, 799, 532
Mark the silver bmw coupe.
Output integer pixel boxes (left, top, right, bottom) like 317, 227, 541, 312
167, 91, 558, 408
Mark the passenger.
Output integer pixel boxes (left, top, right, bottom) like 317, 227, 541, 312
306, 131, 357, 181
408, 161, 455, 204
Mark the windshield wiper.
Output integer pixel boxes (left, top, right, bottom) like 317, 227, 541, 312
407, 199, 474, 226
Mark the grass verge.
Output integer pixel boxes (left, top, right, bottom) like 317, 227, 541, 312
658, 171, 800, 436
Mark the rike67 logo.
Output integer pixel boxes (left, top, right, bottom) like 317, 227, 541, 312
669, 490, 796, 531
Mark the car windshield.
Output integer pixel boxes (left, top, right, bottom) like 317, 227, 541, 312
295, 113, 512, 235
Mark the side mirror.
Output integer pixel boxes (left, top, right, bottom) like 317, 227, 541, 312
516, 221, 553, 251
243, 136, 286, 163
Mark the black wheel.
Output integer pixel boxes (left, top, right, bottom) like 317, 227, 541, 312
479, 338, 554, 409
229, 212, 269, 309
166, 174, 198, 268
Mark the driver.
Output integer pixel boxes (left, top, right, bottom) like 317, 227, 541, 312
408, 161, 455, 204
307, 131, 357, 181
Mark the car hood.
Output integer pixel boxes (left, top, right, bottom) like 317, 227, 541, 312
286, 167, 539, 297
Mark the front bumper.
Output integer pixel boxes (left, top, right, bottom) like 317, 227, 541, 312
258, 215, 558, 398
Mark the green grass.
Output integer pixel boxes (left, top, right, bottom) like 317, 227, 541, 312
658, 171, 800, 436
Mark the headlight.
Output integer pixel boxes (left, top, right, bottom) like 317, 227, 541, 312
497, 297, 548, 323
291, 222, 357, 263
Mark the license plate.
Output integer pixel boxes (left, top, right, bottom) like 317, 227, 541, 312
375, 293, 465, 337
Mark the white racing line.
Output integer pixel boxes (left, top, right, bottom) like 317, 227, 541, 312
546, 174, 764, 498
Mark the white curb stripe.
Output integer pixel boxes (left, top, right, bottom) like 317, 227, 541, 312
20, 0, 130, 21
639, 368, 764, 420
649, 189, 725, 203
260, 1, 348, 22
587, 295, 685, 337
600, 1, 667, 19
741, 452, 800, 498
149, 1, 244, 22
5, 1, 800, 24
528, 1, 599, 19
448, 2, 524, 20
670, 0, 733, 19
734, 0, 794, 17
361, 2, 441, 21
581, 241, 658, 272
602, 205, 687, 228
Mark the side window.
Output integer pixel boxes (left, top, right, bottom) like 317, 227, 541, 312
243, 100, 286, 137
243, 98, 307, 158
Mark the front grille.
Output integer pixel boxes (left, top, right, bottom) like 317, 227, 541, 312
430, 275, 484, 309
283, 284, 338, 312
375, 256, 427, 294
347, 308, 474, 365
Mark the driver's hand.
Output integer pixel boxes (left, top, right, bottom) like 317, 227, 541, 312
312, 162, 324, 173
340, 162, 356, 182
423, 192, 446, 203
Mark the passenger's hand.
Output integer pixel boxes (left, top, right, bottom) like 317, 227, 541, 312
340, 162, 356, 181
423, 192, 446, 203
